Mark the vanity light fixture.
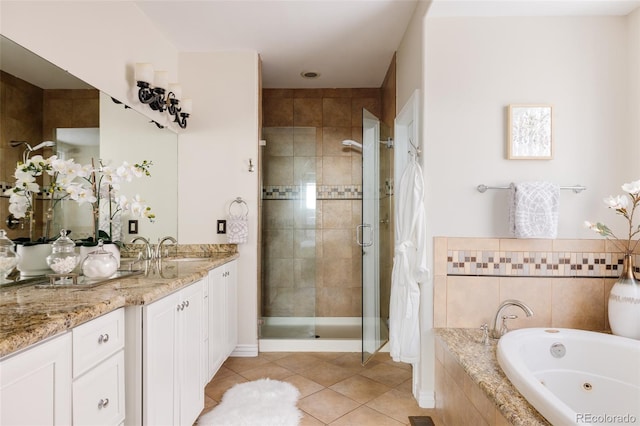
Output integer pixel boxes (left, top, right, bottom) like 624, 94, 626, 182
134, 63, 191, 129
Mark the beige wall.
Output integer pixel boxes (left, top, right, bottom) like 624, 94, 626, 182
433, 237, 633, 332
425, 16, 630, 240
629, 8, 640, 170
178, 51, 260, 354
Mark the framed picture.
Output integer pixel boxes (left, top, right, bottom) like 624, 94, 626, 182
507, 104, 553, 160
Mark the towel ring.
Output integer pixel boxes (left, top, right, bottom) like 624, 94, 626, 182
229, 197, 249, 218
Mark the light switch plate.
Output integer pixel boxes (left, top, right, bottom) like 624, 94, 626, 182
217, 220, 227, 234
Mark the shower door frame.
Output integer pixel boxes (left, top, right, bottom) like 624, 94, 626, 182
361, 109, 386, 364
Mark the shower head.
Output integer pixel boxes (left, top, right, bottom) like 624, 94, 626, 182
30, 141, 56, 151
10, 140, 56, 164
342, 140, 363, 149
10, 140, 55, 152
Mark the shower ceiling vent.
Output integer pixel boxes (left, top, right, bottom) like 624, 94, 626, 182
300, 71, 320, 79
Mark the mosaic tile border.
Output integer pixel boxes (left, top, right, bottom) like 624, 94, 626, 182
447, 250, 639, 278
263, 185, 362, 200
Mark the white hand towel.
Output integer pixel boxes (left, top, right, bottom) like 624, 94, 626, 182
227, 215, 249, 244
509, 181, 560, 238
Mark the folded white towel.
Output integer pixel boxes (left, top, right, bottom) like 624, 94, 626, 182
227, 214, 249, 244
509, 181, 560, 238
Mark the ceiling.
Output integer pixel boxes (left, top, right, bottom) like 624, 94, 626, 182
2, 1, 639, 90
135, 0, 419, 89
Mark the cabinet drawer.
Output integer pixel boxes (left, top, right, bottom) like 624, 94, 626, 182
73, 350, 125, 426
73, 308, 125, 377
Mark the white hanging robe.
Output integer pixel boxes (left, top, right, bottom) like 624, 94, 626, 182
390, 157, 427, 364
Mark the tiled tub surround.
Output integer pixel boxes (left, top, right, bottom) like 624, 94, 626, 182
434, 328, 549, 426
433, 237, 633, 331
0, 249, 238, 358
432, 237, 635, 425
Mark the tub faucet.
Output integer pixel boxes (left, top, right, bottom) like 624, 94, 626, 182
491, 299, 534, 339
155, 236, 177, 260
130, 236, 153, 260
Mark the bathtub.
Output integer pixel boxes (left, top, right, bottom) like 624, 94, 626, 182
497, 328, 640, 426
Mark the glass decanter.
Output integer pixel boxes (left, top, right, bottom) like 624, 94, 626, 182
46, 229, 79, 278
81, 239, 118, 279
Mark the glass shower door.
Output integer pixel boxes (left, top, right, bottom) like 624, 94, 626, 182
361, 109, 383, 364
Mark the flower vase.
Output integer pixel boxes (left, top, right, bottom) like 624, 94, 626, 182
608, 254, 640, 339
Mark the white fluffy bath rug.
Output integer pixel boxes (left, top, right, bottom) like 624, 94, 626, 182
197, 378, 302, 426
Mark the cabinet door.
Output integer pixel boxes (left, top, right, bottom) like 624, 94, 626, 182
208, 267, 226, 380
178, 280, 204, 426
73, 350, 125, 426
1, 333, 72, 426
224, 260, 238, 357
143, 291, 179, 426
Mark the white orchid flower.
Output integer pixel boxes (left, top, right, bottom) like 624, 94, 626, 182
116, 162, 137, 182
8, 201, 28, 218
15, 169, 36, 182
603, 195, 629, 210
621, 180, 640, 196
77, 163, 94, 179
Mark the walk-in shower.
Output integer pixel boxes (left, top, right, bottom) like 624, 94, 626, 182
259, 101, 393, 361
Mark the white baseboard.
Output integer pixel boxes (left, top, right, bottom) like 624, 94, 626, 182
230, 344, 259, 357
418, 390, 435, 408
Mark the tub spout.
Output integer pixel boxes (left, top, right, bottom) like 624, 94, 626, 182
491, 299, 533, 339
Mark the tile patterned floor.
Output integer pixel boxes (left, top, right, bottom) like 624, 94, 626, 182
199, 352, 441, 425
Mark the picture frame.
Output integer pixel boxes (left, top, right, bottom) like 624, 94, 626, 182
507, 104, 553, 160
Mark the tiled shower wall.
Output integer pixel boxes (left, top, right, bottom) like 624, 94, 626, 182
0, 69, 98, 240
261, 88, 382, 318
434, 237, 635, 332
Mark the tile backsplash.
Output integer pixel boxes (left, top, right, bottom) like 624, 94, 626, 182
434, 237, 635, 332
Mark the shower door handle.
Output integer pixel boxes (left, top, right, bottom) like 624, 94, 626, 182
356, 224, 373, 247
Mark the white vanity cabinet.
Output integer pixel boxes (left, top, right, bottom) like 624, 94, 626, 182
205, 260, 238, 382
0, 332, 72, 426
141, 279, 204, 426
0, 308, 125, 426
72, 308, 125, 426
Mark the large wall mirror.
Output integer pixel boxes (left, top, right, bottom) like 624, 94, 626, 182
0, 35, 178, 243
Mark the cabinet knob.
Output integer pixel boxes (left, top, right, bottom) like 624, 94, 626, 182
185, 300, 190, 308
98, 333, 110, 344
98, 398, 110, 409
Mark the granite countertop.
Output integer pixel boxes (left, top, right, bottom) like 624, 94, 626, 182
434, 328, 550, 426
0, 252, 239, 359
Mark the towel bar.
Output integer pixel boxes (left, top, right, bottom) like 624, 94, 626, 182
477, 184, 586, 194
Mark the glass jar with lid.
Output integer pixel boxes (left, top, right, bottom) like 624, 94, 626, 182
46, 229, 79, 277
0, 229, 19, 282
81, 239, 118, 279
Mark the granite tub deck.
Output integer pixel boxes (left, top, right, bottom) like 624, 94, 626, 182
434, 328, 550, 426
0, 252, 239, 359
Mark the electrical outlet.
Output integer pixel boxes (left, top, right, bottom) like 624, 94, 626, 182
217, 220, 227, 234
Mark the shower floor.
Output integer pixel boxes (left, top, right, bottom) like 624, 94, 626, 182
258, 317, 389, 353
259, 317, 361, 352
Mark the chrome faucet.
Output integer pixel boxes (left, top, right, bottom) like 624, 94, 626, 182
491, 299, 534, 339
155, 236, 177, 260
130, 236, 153, 260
